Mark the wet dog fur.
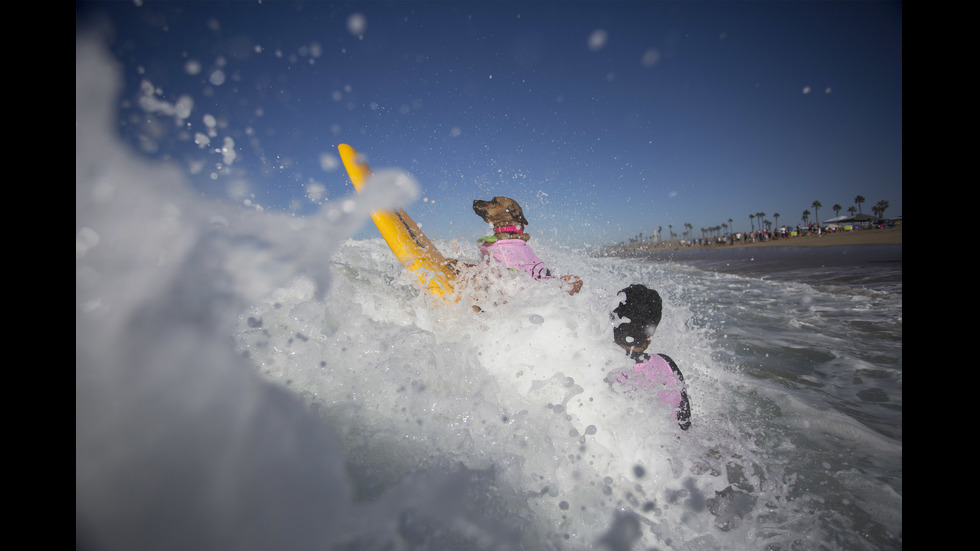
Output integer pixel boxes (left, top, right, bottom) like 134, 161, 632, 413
472, 196, 531, 242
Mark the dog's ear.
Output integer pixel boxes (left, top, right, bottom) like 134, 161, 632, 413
497, 197, 529, 226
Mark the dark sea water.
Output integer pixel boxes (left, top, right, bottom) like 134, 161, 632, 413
633, 244, 902, 292
602, 243, 903, 546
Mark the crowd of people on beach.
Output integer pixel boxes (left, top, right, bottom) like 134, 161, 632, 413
607, 219, 900, 254
687, 223, 835, 248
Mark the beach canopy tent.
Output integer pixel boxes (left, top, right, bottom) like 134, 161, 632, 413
822, 213, 876, 225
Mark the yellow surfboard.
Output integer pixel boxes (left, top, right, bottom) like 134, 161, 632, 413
338, 144, 456, 299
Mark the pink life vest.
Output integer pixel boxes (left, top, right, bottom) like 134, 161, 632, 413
615, 354, 686, 418
479, 238, 554, 281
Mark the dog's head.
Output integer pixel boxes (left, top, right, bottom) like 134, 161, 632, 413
472, 196, 529, 228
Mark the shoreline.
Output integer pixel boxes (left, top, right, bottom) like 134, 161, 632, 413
602, 225, 901, 255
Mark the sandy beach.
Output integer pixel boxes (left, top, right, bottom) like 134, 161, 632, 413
604, 225, 901, 255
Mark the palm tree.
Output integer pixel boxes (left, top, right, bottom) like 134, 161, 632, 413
811, 201, 822, 226
728, 218, 734, 234
749, 214, 755, 232
773, 212, 780, 228
847, 206, 857, 216
802, 210, 811, 225
873, 200, 890, 219
854, 195, 866, 214
832, 204, 843, 218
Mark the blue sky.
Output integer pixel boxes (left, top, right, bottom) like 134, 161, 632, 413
77, 1, 902, 247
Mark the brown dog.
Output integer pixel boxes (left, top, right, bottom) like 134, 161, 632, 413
473, 197, 583, 295
473, 196, 531, 241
